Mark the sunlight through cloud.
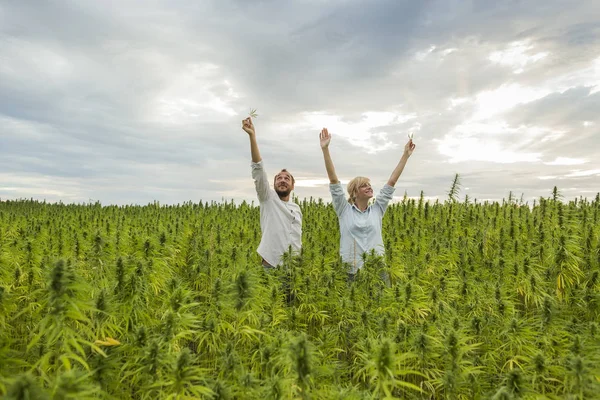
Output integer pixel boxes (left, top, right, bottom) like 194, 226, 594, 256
298, 111, 416, 153
544, 157, 587, 166
473, 84, 550, 120
437, 136, 541, 164
151, 63, 238, 124
489, 40, 549, 74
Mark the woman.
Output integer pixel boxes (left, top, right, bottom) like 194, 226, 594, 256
319, 128, 416, 279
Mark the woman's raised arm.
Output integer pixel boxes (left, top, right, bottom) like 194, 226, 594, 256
320, 128, 340, 184
387, 139, 415, 187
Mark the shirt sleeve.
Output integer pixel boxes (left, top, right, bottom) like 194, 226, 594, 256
374, 184, 396, 215
329, 182, 348, 217
251, 161, 273, 203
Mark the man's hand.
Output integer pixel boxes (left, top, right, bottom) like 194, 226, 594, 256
319, 128, 331, 149
404, 139, 416, 157
242, 117, 255, 136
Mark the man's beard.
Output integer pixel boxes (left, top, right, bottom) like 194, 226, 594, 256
275, 187, 291, 198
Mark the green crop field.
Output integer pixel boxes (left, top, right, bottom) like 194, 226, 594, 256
1, 189, 599, 399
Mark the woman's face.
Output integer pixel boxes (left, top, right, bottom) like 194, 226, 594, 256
356, 182, 373, 200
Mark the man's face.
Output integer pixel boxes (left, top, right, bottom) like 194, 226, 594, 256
274, 172, 294, 197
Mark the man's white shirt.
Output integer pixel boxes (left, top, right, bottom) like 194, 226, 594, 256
252, 161, 302, 267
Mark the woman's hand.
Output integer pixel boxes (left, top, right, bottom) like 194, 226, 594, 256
320, 128, 331, 149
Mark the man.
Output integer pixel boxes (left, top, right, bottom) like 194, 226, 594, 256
242, 117, 302, 269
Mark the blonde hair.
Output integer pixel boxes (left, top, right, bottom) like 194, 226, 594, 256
347, 176, 370, 204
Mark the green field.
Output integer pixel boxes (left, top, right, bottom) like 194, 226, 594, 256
1, 190, 599, 399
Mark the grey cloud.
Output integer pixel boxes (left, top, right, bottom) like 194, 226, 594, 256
501, 87, 600, 162
505, 87, 600, 128
1, 0, 599, 204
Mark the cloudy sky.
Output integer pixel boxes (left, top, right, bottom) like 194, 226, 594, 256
1, 0, 599, 205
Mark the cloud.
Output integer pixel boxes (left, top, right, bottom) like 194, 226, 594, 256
489, 40, 549, 74
565, 169, 600, 178
1, 0, 599, 204
437, 136, 542, 164
544, 157, 587, 166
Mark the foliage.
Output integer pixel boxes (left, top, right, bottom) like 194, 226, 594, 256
0, 189, 599, 398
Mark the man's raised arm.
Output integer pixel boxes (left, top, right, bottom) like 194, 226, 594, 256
242, 117, 262, 163
243, 117, 271, 202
